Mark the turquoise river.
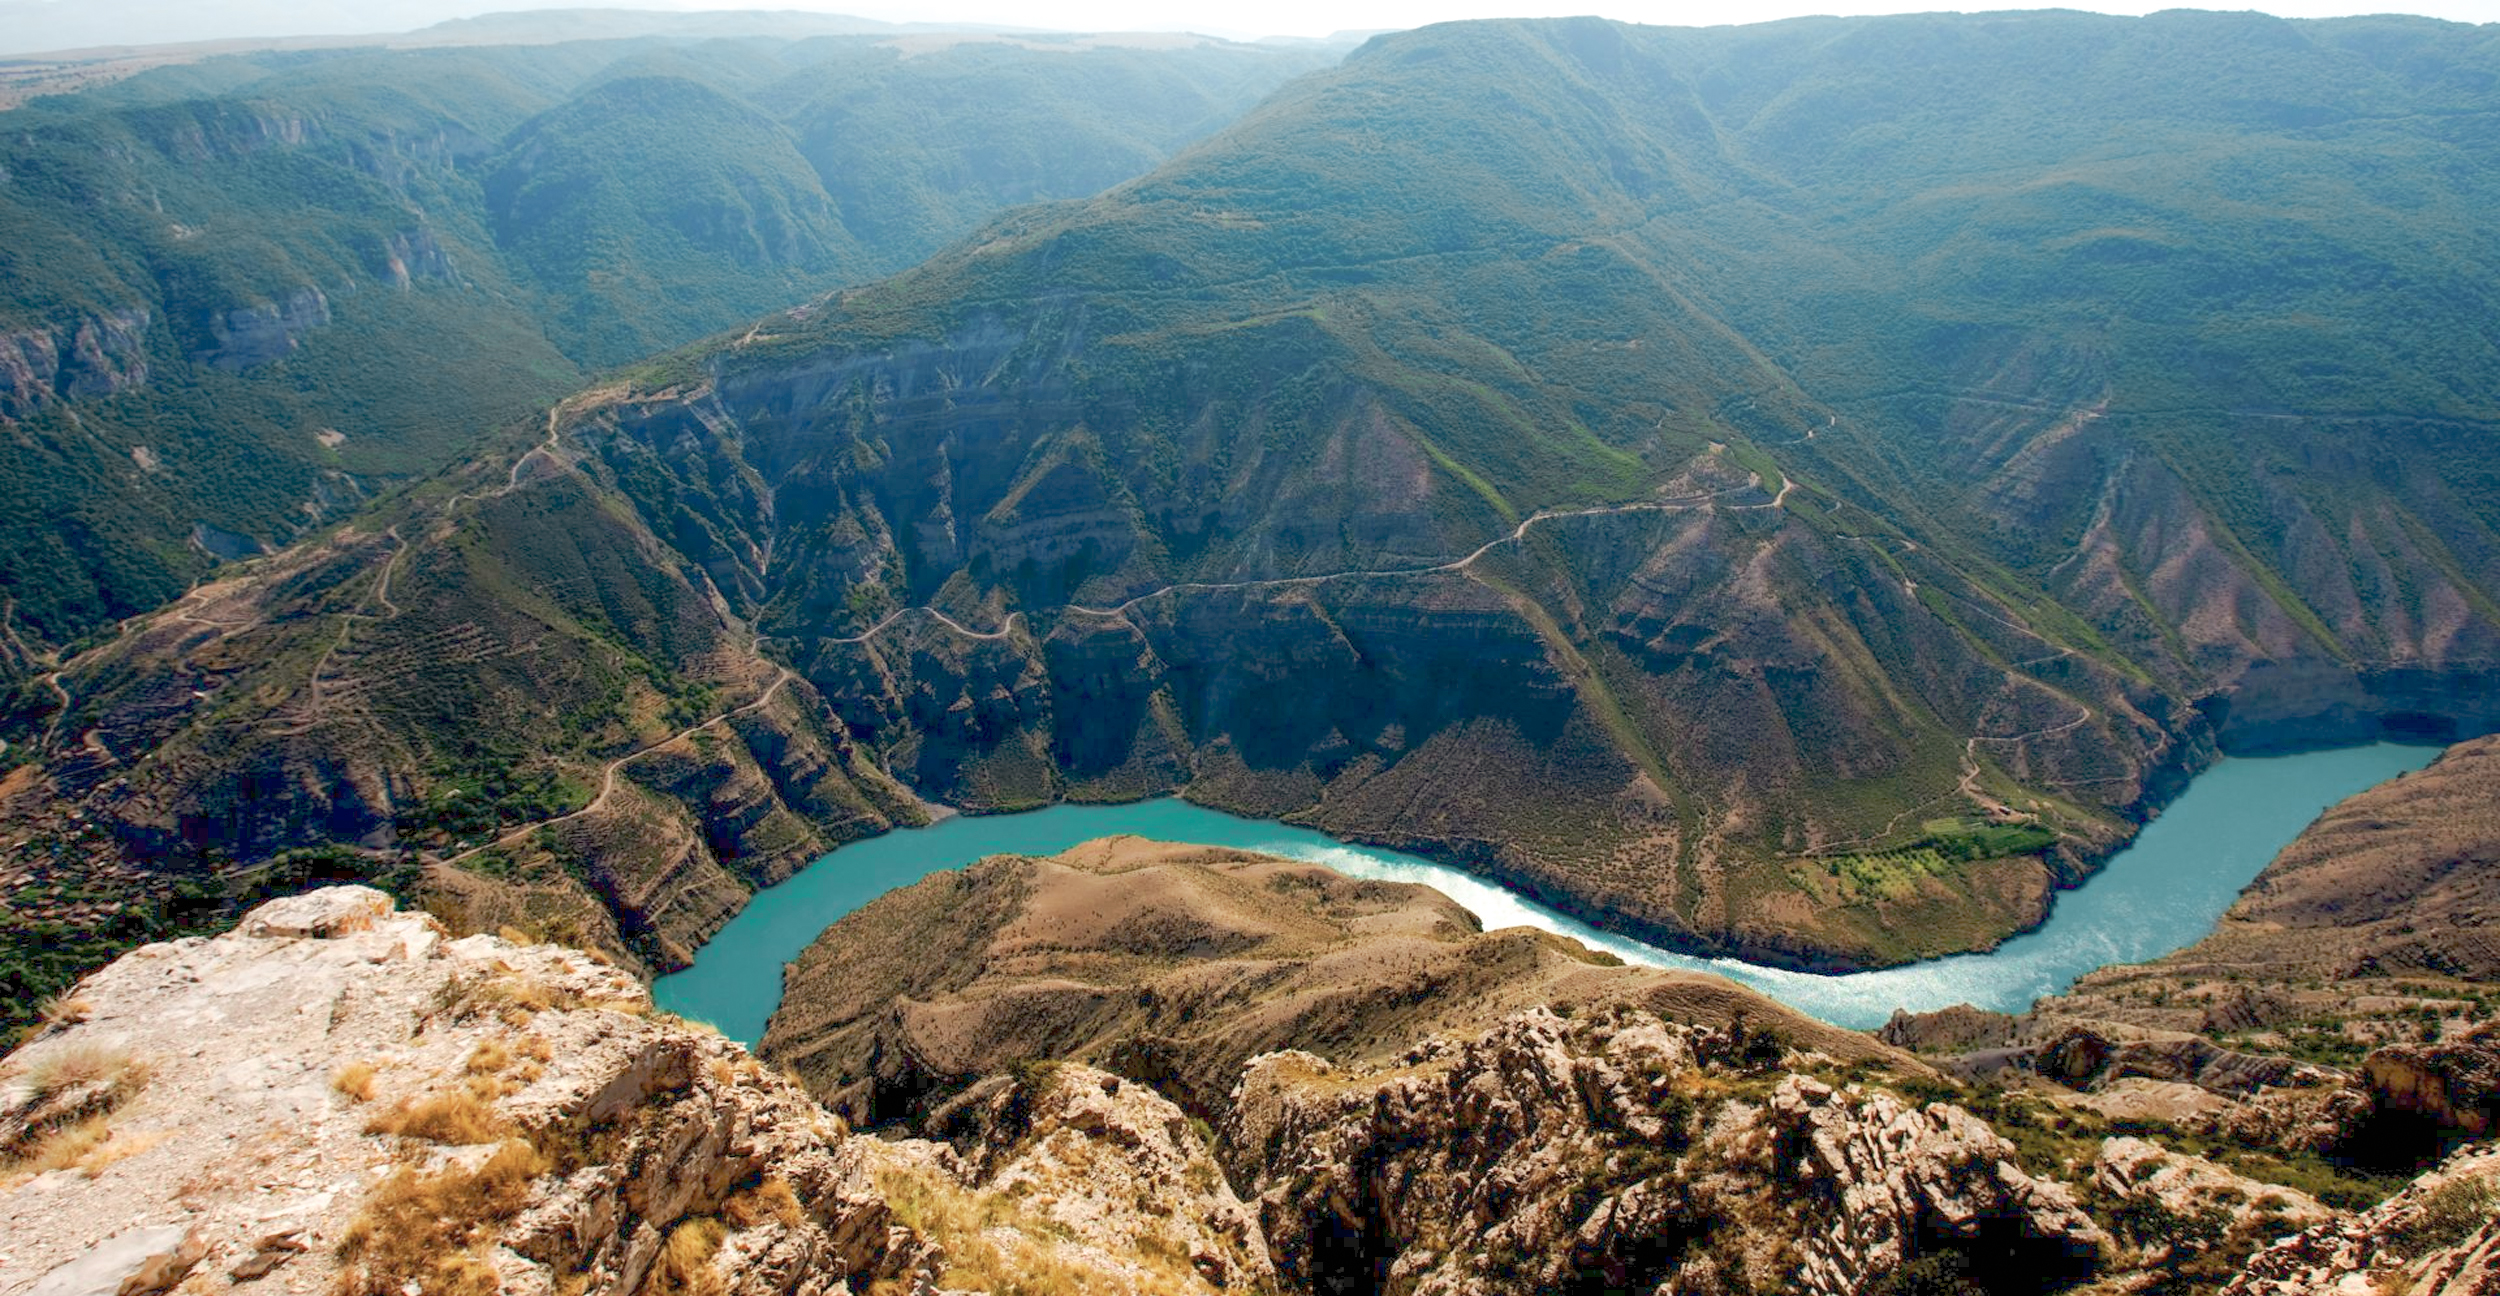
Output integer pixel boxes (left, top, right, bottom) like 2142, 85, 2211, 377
654, 742, 2439, 1047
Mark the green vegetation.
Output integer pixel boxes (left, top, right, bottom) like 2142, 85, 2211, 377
1824, 819, 2062, 900
0, 32, 1327, 649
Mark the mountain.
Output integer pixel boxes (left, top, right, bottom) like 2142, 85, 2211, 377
0, 28, 1328, 654
10, 10, 2500, 1020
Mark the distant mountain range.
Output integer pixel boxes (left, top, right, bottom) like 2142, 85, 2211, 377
6, 10, 2500, 1029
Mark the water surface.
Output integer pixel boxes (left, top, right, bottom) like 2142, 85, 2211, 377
654, 742, 2437, 1046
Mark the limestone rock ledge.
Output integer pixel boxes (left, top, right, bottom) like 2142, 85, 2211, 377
0, 886, 933, 1296
0, 886, 1279, 1296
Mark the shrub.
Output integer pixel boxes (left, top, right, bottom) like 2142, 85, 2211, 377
332, 1061, 378, 1102
365, 1087, 507, 1145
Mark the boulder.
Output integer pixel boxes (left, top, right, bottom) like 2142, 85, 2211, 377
25, 1226, 203, 1296
236, 885, 393, 939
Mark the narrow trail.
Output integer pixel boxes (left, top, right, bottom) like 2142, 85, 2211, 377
39, 671, 70, 747
506, 406, 564, 490
1059, 484, 1759, 623
1957, 689, 2098, 816
271, 528, 410, 737
438, 667, 796, 869
1808, 668, 2100, 857
824, 607, 1027, 646
809, 474, 1796, 652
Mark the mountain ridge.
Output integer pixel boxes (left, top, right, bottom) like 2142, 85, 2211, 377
7, 10, 2500, 1025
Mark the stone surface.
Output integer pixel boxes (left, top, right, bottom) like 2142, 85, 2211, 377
1224, 1005, 2100, 1296
23, 1226, 202, 1296
0, 889, 936, 1296
2223, 1145, 2500, 1296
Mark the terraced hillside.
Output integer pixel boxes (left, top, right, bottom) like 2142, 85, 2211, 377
7, 12, 2500, 1027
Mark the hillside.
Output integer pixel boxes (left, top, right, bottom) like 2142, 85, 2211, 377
8, 11, 2500, 1018
759, 835, 1894, 1123
0, 29, 1327, 653
1887, 733, 2500, 1080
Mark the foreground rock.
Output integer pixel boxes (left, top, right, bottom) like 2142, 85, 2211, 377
2223, 1144, 2500, 1296
1225, 1005, 2103, 1296
11, 879, 2499, 1296
0, 887, 1260, 1296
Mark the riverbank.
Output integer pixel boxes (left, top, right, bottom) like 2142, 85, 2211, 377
654, 742, 2438, 1044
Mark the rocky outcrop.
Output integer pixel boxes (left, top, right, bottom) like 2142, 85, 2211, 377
2094, 1136, 2332, 1268
906, 1064, 1276, 1292
0, 310, 150, 419
2362, 1030, 2500, 1140
373, 228, 458, 289
1978, 1024, 2336, 1097
1758, 1076, 2106, 1295
192, 288, 331, 371
1880, 1004, 2020, 1054
0, 888, 938, 1296
1223, 1007, 2101, 1296
0, 887, 1363, 1296
2223, 1144, 2500, 1296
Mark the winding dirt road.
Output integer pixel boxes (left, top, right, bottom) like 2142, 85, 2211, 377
439, 667, 797, 869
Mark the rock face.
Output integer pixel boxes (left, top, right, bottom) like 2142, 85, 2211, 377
761, 836, 1897, 1124
903, 1064, 1276, 1292
192, 288, 332, 372
0, 310, 151, 419
1758, 1077, 2106, 1295
0, 887, 937, 1296
16, 882, 2500, 1296
1223, 1007, 2102, 1296
2094, 1136, 2333, 1269
0, 887, 1333, 1296
2223, 1144, 2500, 1296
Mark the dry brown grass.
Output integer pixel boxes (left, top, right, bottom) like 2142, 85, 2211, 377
364, 1087, 508, 1145
332, 1062, 378, 1102
26, 1042, 145, 1098
644, 1217, 728, 1296
465, 1040, 512, 1076
36, 994, 91, 1029
450, 974, 585, 1027
870, 1164, 1205, 1296
334, 1139, 548, 1296
5, 1115, 109, 1179
1, 1044, 152, 1180
724, 1177, 804, 1229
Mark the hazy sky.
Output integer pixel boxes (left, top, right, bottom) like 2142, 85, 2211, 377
827, 0, 2500, 37
2, 0, 2494, 57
